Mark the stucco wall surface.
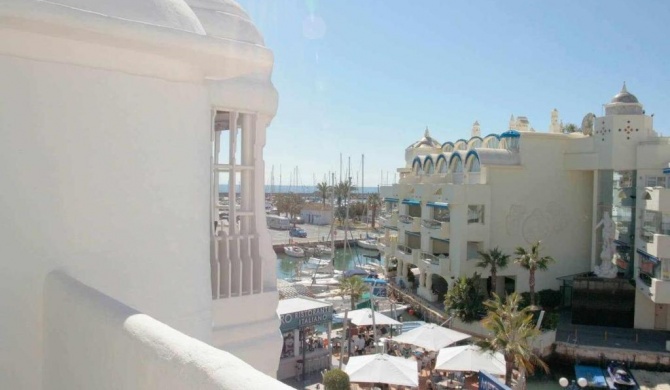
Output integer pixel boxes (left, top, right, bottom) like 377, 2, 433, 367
0, 54, 212, 388
44, 271, 293, 390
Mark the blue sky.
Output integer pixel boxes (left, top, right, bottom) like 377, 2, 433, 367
237, 0, 670, 188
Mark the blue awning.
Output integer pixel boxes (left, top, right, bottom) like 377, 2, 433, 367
405, 231, 421, 237
427, 201, 449, 209
636, 248, 660, 263
383, 197, 399, 203
402, 198, 421, 206
664, 167, 670, 175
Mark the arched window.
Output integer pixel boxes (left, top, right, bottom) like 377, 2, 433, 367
450, 154, 463, 173
467, 137, 483, 149
442, 142, 454, 153
483, 134, 500, 149
466, 151, 481, 173
436, 155, 449, 174
454, 139, 467, 151
412, 157, 422, 175
424, 156, 435, 175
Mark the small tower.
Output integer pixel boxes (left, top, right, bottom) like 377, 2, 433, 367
471, 121, 481, 138
550, 108, 561, 133
509, 114, 516, 130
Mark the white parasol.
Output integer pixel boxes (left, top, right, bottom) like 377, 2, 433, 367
392, 323, 471, 351
345, 353, 419, 387
435, 345, 506, 375
333, 308, 401, 326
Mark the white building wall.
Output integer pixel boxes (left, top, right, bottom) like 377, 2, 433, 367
0, 54, 215, 388
485, 135, 593, 292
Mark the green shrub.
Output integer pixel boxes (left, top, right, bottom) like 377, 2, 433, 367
519, 292, 539, 309
323, 368, 350, 390
538, 289, 562, 310
540, 312, 560, 331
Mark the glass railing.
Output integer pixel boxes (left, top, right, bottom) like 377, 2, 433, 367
421, 253, 440, 265
422, 219, 442, 229
399, 215, 414, 224
397, 244, 412, 254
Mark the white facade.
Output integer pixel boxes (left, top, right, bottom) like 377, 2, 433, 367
380, 85, 670, 330
0, 1, 287, 388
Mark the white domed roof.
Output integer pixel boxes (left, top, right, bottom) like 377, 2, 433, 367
185, 0, 264, 45
48, 0, 205, 34
406, 128, 441, 150
611, 82, 639, 104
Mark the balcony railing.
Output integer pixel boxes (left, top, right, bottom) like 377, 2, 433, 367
421, 252, 441, 265
399, 215, 415, 224
397, 244, 412, 254
422, 219, 442, 229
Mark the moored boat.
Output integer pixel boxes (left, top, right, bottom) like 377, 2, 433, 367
606, 361, 637, 388
357, 238, 379, 250
284, 246, 305, 258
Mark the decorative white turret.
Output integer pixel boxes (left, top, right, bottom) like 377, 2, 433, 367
472, 121, 481, 138
516, 116, 530, 132
605, 82, 644, 116
550, 108, 562, 133
509, 114, 516, 130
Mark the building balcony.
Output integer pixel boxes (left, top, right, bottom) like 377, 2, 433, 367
422, 218, 450, 240
399, 215, 421, 232
643, 234, 670, 259
380, 212, 399, 229
637, 268, 670, 305
420, 252, 446, 274
645, 187, 670, 212
377, 235, 397, 256
396, 244, 420, 265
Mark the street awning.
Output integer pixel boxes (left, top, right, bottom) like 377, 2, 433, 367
427, 201, 449, 209
402, 198, 420, 206
383, 197, 399, 203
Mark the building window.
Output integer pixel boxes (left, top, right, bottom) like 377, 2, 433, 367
211, 110, 259, 299
468, 205, 485, 224
433, 207, 450, 222
646, 176, 667, 188
641, 210, 670, 242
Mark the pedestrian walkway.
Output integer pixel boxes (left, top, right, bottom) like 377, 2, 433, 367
556, 310, 670, 353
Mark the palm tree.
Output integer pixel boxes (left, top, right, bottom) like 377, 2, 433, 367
443, 272, 485, 323
338, 276, 368, 310
316, 181, 330, 208
478, 292, 549, 387
514, 241, 555, 308
476, 247, 510, 297
366, 193, 381, 229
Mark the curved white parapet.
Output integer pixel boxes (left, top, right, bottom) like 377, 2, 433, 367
44, 271, 294, 390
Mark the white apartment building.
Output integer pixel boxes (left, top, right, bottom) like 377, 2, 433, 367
379, 85, 670, 331
0, 1, 290, 389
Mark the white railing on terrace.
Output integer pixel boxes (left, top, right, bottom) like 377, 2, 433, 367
399, 215, 415, 224
422, 219, 442, 229
44, 271, 291, 390
421, 252, 441, 265
397, 244, 413, 254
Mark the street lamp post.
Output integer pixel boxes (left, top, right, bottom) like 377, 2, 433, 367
559, 377, 588, 389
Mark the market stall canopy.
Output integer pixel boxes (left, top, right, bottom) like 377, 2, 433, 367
435, 345, 505, 375
345, 353, 419, 387
333, 308, 401, 326
392, 323, 471, 351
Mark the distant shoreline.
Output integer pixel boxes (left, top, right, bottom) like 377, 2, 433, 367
219, 185, 381, 194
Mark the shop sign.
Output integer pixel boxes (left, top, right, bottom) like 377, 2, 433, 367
280, 306, 331, 332
479, 371, 511, 390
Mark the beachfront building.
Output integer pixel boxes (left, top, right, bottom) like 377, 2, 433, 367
0, 1, 289, 389
379, 85, 670, 331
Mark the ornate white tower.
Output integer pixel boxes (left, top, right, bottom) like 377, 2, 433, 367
472, 121, 481, 138
550, 108, 561, 133
509, 114, 516, 130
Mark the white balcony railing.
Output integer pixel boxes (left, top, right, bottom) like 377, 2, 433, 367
645, 187, 670, 212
